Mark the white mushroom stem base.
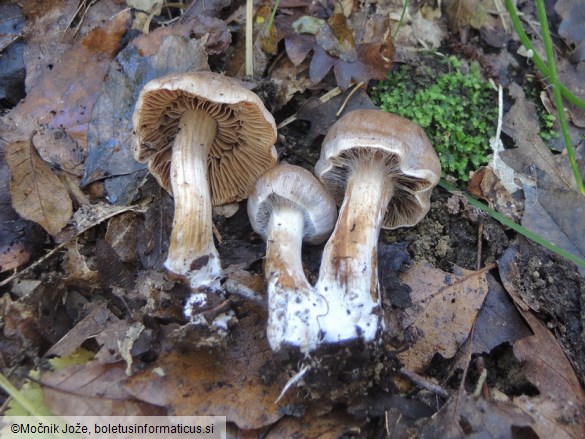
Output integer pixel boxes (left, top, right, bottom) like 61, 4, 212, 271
166, 109, 222, 295
316, 158, 394, 343
265, 206, 324, 353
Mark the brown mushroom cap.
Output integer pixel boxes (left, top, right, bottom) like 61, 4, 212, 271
314, 109, 441, 229
132, 71, 278, 205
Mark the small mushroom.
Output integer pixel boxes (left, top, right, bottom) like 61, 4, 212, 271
132, 72, 277, 292
248, 164, 337, 353
314, 109, 441, 343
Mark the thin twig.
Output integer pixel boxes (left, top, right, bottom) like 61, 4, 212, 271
336, 82, 364, 116
399, 367, 449, 399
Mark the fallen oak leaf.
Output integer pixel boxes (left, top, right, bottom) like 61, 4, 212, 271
398, 261, 490, 372
512, 312, 585, 439
0, 9, 133, 151
5, 137, 72, 236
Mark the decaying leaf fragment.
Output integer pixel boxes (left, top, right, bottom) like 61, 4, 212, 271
41, 362, 165, 416
278, 12, 394, 89
446, 0, 487, 36
6, 138, 72, 236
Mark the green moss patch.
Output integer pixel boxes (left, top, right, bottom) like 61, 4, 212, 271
372, 57, 498, 181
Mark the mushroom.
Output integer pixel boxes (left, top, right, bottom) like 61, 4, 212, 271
132, 72, 277, 291
314, 109, 441, 343
248, 164, 337, 353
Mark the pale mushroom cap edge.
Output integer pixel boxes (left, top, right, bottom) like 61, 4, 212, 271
248, 164, 338, 245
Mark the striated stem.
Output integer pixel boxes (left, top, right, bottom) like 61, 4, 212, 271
265, 206, 323, 353
316, 160, 394, 342
166, 109, 222, 290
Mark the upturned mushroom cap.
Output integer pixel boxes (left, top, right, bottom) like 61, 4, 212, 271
248, 164, 337, 245
314, 109, 441, 229
132, 71, 278, 205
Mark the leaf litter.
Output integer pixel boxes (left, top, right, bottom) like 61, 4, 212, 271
0, 0, 585, 437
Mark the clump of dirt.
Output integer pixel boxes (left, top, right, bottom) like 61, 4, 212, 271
264, 337, 401, 404
382, 191, 509, 272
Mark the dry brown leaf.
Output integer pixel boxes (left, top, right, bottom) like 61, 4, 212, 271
5, 138, 72, 236
277, 11, 394, 89
132, 15, 230, 57
521, 185, 585, 277
62, 241, 99, 285
398, 261, 490, 372
512, 312, 585, 439
446, 0, 487, 33
498, 238, 585, 380
0, 143, 54, 273
21, 0, 128, 92
515, 310, 585, 400
124, 307, 289, 430
0, 242, 29, 273
417, 392, 534, 437
41, 362, 165, 416
513, 395, 583, 439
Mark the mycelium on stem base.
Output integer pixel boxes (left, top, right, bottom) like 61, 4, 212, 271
265, 206, 323, 352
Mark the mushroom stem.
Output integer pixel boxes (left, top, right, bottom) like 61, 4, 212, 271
316, 156, 394, 343
265, 205, 322, 352
166, 109, 222, 290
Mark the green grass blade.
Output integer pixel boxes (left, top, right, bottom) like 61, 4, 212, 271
438, 180, 585, 268
535, 0, 585, 195
505, 0, 585, 110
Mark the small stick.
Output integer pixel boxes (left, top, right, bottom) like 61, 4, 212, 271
399, 367, 450, 399
336, 82, 364, 116
245, 0, 254, 77
476, 219, 484, 270
474, 356, 491, 399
